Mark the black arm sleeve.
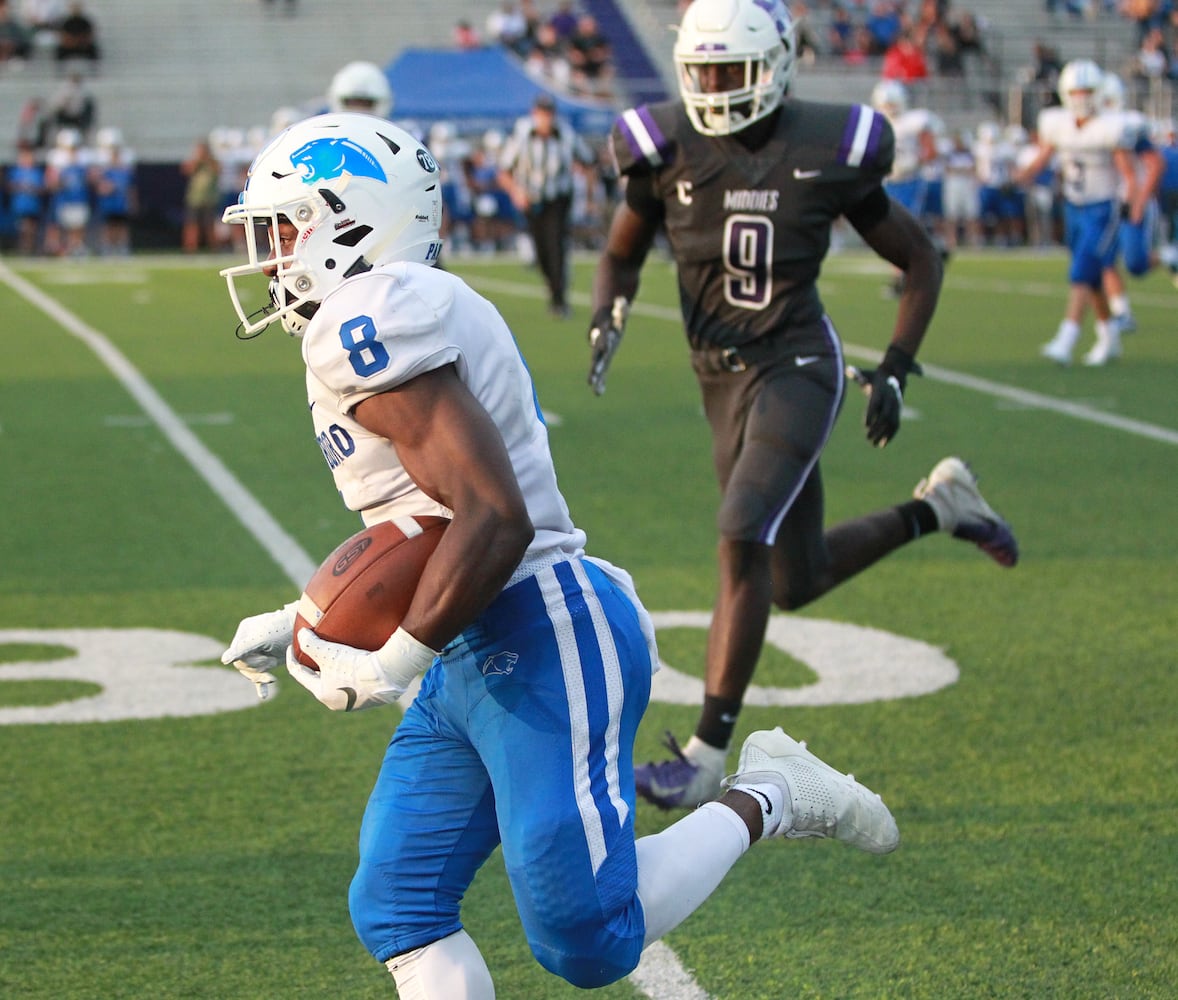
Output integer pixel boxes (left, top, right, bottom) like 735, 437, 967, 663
622, 170, 665, 222
844, 184, 891, 236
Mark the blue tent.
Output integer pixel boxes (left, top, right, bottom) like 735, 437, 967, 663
385, 47, 619, 137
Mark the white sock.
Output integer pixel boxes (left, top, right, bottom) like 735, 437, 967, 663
1094, 319, 1119, 348
728, 779, 788, 838
1110, 293, 1129, 317
1054, 319, 1080, 350
386, 929, 495, 1000
682, 734, 729, 772
636, 800, 749, 946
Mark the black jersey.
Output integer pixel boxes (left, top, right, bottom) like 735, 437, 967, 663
611, 99, 895, 350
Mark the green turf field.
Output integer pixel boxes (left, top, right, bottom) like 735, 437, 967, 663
2, 249, 1176, 999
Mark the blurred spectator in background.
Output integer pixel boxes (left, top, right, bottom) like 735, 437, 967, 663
0, 0, 32, 67
55, 2, 98, 69
20, 0, 61, 57
827, 3, 856, 57
91, 126, 136, 255
49, 70, 96, 136
452, 18, 481, 49
1029, 37, 1063, 89
865, 0, 904, 56
1119, 0, 1166, 44
486, 1, 529, 56
566, 13, 614, 98
44, 126, 90, 256
1046, 0, 1088, 19
548, 0, 578, 40
15, 96, 50, 150
209, 127, 250, 252
1131, 25, 1169, 80
6, 142, 45, 254
882, 30, 929, 82
524, 22, 571, 90
930, 19, 964, 77
180, 138, 221, 253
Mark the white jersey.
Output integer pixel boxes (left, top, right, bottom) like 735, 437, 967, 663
973, 137, 1015, 188
890, 108, 937, 182
302, 262, 586, 563
1037, 105, 1131, 206
1106, 107, 1153, 199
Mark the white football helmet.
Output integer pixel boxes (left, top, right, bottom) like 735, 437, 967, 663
1058, 59, 1103, 121
327, 61, 394, 119
974, 120, 1001, 145
1098, 71, 1125, 113
220, 113, 444, 338
870, 79, 909, 120
674, 0, 794, 137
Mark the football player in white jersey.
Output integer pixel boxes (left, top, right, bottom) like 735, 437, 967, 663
217, 112, 898, 997
1096, 71, 1164, 337
871, 79, 946, 292
1015, 59, 1141, 366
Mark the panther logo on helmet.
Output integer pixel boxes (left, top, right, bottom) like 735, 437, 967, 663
291, 138, 388, 185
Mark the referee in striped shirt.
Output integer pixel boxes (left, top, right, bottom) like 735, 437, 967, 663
498, 93, 596, 318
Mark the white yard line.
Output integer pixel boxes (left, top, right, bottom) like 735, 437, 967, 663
0, 260, 317, 588
465, 273, 1178, 448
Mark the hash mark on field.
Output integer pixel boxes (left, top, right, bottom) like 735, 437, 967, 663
104, 412, 235, 428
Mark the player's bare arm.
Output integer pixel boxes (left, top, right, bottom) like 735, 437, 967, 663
592, 199, 659, 310
855, 197, 943, 358
352, 365, 534, 651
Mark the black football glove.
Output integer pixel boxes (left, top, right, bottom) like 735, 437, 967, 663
587, 297, 630, 396
846, 345, 922, 449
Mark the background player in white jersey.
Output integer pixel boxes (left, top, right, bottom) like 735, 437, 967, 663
871, 79, 945, 293
1096, 71, 1164, 336
587, 0, 1018, 812
217, 112, 899, 997
942, 127, 982, 250
1015, 59, 1140, 367
974, 120, 1024, 247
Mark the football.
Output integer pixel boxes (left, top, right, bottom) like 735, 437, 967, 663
291, 515, 449, 669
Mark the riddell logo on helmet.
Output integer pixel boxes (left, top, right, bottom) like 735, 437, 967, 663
334, 218, 356, 231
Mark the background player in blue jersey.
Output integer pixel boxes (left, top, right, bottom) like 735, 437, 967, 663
586, 0, 1018, 811
217, 111, 899, 998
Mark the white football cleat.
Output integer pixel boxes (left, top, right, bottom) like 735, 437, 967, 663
1039, 337, 1073, 366
914, 457, 1019, 567
725, 727, 899, 854
1082, 339, 1121, 366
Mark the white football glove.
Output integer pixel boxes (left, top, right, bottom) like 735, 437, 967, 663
287, 626, 438, 712
221, 601, 298, 701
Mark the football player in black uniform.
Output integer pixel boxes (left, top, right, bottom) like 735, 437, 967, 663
587, 0, 1019, 810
